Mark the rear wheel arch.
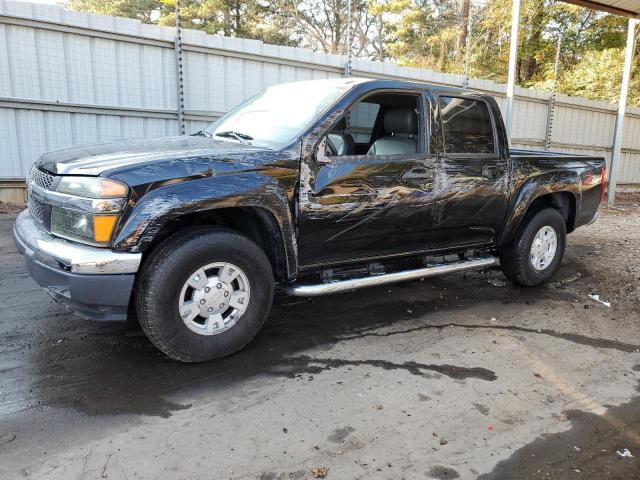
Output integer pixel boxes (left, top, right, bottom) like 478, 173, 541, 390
527, 191, 577, 232
500, 188, 578, 248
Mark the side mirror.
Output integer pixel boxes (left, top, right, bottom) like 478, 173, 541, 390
314, 136, 332, 164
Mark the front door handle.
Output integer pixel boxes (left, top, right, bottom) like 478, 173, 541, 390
402, 167, 433, 184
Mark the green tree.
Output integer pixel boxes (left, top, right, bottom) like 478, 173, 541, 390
558, 48, 640, 105
65, 0, 165, 22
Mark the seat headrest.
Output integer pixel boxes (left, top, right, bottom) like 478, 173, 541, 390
384, 108, 418, 135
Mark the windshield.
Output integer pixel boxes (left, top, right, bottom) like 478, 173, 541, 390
204, 81, 351, 148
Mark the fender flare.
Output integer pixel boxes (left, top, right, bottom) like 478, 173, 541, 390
498, 171, 581, 247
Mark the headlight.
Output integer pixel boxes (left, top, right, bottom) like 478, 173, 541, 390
51, 209, 120, 245
57, 177, 128, 198
49, 177, 129, 246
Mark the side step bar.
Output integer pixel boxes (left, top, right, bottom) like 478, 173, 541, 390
284, 256, 500, 297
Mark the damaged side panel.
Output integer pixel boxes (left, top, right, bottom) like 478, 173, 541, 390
108, 146, 301, 280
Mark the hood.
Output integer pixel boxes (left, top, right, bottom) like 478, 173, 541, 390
36, 136, 271, 176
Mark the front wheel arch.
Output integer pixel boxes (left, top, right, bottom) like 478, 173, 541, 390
138, 207, 291, 282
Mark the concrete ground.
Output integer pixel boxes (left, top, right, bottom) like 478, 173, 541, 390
1, 202, 639, 480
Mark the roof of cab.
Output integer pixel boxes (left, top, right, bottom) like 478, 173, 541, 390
272, 77, 478, 97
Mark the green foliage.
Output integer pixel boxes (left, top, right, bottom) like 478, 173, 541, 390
557, 48, 640, 105
64, 0, 640, 106
66, 0, 166, 22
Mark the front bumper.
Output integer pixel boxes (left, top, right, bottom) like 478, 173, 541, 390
13, 210, 142, 321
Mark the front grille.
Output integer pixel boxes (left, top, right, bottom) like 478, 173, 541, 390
28, 196, 46, 223
27, 167, 55, 229
29, 167, 55, 189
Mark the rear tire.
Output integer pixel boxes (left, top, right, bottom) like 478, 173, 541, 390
136, 227, 274, 362
500, 208, 566, 287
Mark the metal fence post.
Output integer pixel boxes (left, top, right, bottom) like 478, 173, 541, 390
344, 0, 352, 77
174, 0, 186, 135
544, 32, 563, 151
463, 16, 473, 88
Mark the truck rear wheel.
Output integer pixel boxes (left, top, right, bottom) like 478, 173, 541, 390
500, 208, 566, 287
136, 227, 274, 362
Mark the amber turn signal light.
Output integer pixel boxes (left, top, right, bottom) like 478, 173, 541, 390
93, 215, 118, 243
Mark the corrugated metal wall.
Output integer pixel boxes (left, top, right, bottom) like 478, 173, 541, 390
1, 0, 639, 189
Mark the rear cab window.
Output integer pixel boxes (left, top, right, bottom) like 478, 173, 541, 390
438, 96, 496, 155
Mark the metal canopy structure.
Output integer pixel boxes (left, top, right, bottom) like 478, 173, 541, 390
563, 0, 640, 18
504, 0, 639, 206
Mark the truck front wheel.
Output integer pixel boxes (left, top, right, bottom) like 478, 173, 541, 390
500, 208, 566, 287
136, 227, 274, 362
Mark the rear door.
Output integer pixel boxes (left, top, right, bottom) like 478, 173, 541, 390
431, 94, 510, 248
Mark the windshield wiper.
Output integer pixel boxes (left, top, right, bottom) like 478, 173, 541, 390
214, 131, 253, 145
192, 129, 213, 138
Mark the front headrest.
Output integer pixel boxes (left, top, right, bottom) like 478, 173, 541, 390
384, 108, 418, 135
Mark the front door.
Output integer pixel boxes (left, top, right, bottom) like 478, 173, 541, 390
298, 90, 439, 268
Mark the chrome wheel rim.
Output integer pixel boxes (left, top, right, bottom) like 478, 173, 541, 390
530, 226, 558, 271
178, 262, 250, 336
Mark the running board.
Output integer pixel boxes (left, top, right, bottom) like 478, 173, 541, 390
284, 256, 500, 297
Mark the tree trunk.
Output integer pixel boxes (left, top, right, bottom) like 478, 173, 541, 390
458, 0, 470, 61
223, 1, 231, 37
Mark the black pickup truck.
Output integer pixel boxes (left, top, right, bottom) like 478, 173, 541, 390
14, 78, 606, 362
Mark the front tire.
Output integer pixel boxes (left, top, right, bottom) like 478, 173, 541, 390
136, 227, 274, 362
500, 208, 566, 287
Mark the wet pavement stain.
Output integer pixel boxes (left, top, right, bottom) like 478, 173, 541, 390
5, 281, 508, 418
478, 388, 640, 479
258, 472, 305, 480
472, 402, 490, 415
274, 355, 497, 381
327, 426, 355, 444
427, 465, 460, 479
347, 322, 640, 353
0, 249, 630, 419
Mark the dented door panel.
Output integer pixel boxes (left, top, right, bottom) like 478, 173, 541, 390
298, 152, 439, 267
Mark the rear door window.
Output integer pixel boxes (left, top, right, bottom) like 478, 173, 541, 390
439, 96, 495, 154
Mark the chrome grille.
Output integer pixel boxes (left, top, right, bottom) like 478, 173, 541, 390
29, 167, 55, 189
27, 167, 55, 226
28, 196, 46, 223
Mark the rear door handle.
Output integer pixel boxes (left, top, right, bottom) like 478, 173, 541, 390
402, 167, 433, 183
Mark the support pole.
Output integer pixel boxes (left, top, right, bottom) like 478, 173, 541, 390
504, 0, 521, 143
174, 0, 186, 135
608, 18, 638, 206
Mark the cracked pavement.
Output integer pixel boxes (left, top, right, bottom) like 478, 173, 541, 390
0, 202, 639, 479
